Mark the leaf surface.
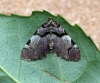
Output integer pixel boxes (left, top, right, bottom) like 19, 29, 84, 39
0, 11, 100, 83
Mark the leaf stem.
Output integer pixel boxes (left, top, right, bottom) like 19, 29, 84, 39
0, 65, 20, 83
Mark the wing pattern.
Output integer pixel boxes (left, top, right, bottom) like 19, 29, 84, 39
21, 17, 80, 61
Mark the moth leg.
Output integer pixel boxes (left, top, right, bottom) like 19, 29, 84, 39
21, 35, 49, 61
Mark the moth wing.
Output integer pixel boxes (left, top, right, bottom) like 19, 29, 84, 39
21, 35, 49, 61
53, 35, 80, 61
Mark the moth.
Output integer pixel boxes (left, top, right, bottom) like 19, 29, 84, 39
21, 17, 80, 61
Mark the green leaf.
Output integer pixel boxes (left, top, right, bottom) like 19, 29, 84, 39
0, 10, 100, 83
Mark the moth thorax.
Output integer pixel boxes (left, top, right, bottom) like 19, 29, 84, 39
49, 26, 54, 33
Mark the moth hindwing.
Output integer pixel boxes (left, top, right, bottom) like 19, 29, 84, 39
21, 17, 80, 61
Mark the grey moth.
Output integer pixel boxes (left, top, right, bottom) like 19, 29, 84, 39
21, 17, 80, 61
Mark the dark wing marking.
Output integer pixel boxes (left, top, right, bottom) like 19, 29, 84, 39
53, 35, 80, 61
21, 35, 49, 61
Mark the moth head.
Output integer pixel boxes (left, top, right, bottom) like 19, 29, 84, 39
48, 17, 60, 28
42, 17, 60, 28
